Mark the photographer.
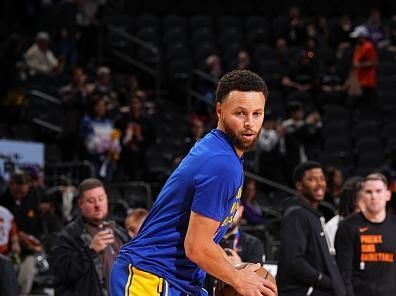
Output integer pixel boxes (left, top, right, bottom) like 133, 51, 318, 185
49, 178, 128, 296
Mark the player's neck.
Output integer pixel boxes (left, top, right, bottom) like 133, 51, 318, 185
363, 209, 387, 223
216, 125, 244, 158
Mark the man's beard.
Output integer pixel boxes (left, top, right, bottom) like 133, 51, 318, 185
222, 120, 259, 152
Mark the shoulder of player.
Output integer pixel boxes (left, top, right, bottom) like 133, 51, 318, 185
338, 212, 363, 229
386, 212, 396, 224
199, 154, 241, 171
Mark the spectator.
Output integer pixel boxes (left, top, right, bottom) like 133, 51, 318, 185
124, 208, 148, 239
0, 172, 43, 295
49, 178, 128, 296
118, 74, 141, 106
23, 32, 59, 76
325, 166, 344, 209
241, 179, 265, 225
282, 50, 316, 96
115, 95, 155, 181
385, 19, 396, 56
326, 176, 365, 245
277, 161, 346, 296
328, 15, 353, 53
365, 9, 387, 48
87, 66, 118, 112
55, 0, 80, 69
59, 67, 89, 161
335, 173, 396, 296
236, 50, 253, 71
0, 254, 18, 296
282, 102, 322, 184
221, 204, 265, 265
255, 110, 285, 184
80, 96, 121, 180
318, 58, 347, 104
0, 205, 20, 256
286, 6, 307, 47
204, 204, 266, 294
349, 25, 378, 106
174, 118, 205, 165
274, 37, 290, 68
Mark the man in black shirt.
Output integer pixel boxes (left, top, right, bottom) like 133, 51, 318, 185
277, 161, 345, 296
335, 173, 396, 296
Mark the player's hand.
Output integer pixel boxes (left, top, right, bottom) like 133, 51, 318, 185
90, 229, 115, 254
233, 263, 277, 296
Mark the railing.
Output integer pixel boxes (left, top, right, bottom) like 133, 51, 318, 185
187, 69, 217, 112
28, 89, 63, 134
106, 181, 153, 209
45, 161, 96, 187
104, 25, 161, 101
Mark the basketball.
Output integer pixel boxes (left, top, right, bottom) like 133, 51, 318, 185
214, 262, 277, 296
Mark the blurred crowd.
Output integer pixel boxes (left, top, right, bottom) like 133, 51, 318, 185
0, 2, 396, 295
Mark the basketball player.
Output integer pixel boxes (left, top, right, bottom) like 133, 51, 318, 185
110, 70, 277, 296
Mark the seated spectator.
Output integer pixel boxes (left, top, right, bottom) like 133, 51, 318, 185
174, 118, 205, 165
49, 178, 128, 296
328, 15, 353, 52
0, 205, 20, 256
124, 208, 148, 239
115, 95, 155, 181
286, 6, 307, 47
0, 172, 43, 295
236, 50, 253, 71
274, 37, 290, 68
117, 74, 140, 106
0, 254, 18, 296
204, 204, 265, 293
59, 67, 89, 161
221, 204, 265, 264
23, 32, 60, 76
282, 50, 316, 104
282, 101, 322, 184
241, 179, 265, 225
81, 96, 121, 180
87, 66, 118, 113
326, 176, 365, 245
319, 59, 347, 103
255, 110, 285, 184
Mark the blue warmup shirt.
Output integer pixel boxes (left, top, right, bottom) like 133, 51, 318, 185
117, 129, 244, 295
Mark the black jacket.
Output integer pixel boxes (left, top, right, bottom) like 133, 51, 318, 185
276, 199, 345, 296
48, 216, 128, 296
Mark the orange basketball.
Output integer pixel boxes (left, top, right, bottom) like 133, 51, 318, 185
214, 262, 277, 296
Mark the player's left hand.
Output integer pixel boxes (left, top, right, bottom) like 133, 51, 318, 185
224, 248, 242, 266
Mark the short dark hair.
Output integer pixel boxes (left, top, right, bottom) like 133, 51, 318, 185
215, 70, 268, 103
78, 178, 104, 199
365, 173, 388, 186
293, 161, 323, 185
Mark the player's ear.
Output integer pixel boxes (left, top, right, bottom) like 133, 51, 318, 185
385, 189, 391, 202
295, 181, 303, 192
216, 102, 222, 119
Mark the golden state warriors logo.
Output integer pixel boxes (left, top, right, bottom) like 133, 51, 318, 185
220, 186, 242, 227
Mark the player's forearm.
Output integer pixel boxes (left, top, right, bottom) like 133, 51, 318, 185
185, 240, 241, 288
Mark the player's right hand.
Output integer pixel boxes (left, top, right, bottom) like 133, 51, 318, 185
234, 263, 277, 296
90, 229, 115, 253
